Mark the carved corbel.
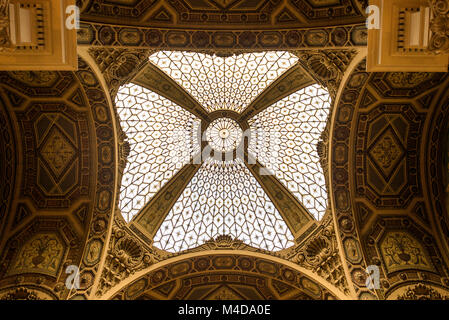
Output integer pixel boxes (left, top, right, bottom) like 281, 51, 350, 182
88, 48, 153, 98
284, 216, 350, 295
294, 50, 357, 98
95, 217, 162, 298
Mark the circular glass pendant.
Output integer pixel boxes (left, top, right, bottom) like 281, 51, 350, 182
206, 118, 243, 153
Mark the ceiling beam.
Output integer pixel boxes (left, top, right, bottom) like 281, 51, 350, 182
133, 62, 210, 123
238, 63, 314, 123
131, 160, 202, 244
77, 22, 368, 50
242, 152, 317, 242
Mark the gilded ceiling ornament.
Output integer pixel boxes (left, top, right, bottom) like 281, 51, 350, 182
293, 50, 357, 98
0, 287, 39, 300
114, 237, 144, 269
0, 0, 12, 52
40, 128, 77, 177
397, 284, 449, 300
8, 71, 58, 87
317, 125, 330, 194
304, 236, 332, 265
109, 53, 140, 80
95, 222, 157, 297
76, 0, 92, 13
380, 232, 433, 274
208, 286, 241, 300
307, 53, 339, 81
284, 219, 350, 295
8, 233, 65, 277
370, 133, 403, 169
385, 72, 433, 88
429, 0, 449, 53
88, 48, 152, 98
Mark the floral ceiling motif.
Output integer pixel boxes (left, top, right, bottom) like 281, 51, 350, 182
153, 158, 295, 252
248, 84, 331, 220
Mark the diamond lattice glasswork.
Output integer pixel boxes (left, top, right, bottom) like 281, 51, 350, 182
117, 51, 332, 253
149, 51, 298, 113
153, 157, 294, 252
116, 83, 201, 221
248, 84, 331, 220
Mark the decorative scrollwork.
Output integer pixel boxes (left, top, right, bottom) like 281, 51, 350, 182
88, 48, 153, 98
293, 50, 357, 98
95, 218, 162, 297
0, 287, 39, 300
397, 284, 449, 300
284, 216, 350, 295
429, 0, 449, 53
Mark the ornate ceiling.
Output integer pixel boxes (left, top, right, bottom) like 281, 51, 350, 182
0, 0, 448, 302
78, 0, 366, 28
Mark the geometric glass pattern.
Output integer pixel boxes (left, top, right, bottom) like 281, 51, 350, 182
153, 157, 294, 252
206, 117, 243, 152
149, 51, 299, 113
248, 84, 331, 220
117, 51, 332, 253
116, 83, 201, 222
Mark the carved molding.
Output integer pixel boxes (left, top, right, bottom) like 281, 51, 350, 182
429, 0, 449, 54
95, 217, 163, 298
88, 48, 153, 98
397, 284, 449, 300
294, 50, 358, 98
78, 22, 368, 50
284, 216, 350, 295
0, 0, 11, 53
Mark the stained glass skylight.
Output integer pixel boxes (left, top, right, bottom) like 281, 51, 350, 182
117, 51, 332, 253
153, 157, 294, 252
206, 118, 243, 153
248, 84, 331, 220
116, 83, 200, 221
149, 51, 299, 113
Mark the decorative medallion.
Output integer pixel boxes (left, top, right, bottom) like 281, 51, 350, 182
40, 127, 77, 179
206, 117, 243, 152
